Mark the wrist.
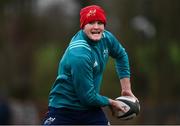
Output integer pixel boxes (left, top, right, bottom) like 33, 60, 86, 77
120, 78, 131, 91
108, 98, 115, 106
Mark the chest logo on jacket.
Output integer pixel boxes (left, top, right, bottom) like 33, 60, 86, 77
103, 49, 109, 58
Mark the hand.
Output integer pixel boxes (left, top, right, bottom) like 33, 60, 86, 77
108, 99, 126, 116
120, 78, 139, 102
121, 90, 139, 102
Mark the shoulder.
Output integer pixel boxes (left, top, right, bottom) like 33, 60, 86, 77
102, 30, 119, 44
67, 39, 92, 63
68, 30, 92, 55
102, 30, 116, 39
69, 40, 91, 52
102, 30, 121, 47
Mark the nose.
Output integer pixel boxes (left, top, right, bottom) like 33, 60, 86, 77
93, 22, 99, 28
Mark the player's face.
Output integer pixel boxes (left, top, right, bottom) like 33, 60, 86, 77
83, 21, 105, 41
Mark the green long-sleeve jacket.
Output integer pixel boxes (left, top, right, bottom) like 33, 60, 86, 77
48, 30, 130, 110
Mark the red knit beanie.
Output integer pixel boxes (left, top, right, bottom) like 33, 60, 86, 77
80, 5, 106, 29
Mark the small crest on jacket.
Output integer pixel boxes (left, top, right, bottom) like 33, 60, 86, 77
103, 48, 109, 58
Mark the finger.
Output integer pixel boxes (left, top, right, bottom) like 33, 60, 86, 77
109, 105, 115, 116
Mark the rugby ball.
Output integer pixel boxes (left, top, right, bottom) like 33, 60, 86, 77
114, 96, 140, 120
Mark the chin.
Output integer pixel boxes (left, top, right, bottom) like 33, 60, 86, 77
91, 36, 102, 41
91, 38, 101, 41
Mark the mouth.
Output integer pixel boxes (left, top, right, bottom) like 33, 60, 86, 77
91, 31, 101, 35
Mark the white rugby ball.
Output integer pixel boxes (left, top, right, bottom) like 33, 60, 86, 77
114, 96, 140, 120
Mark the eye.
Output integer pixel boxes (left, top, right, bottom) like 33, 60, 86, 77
89, 21, 96, 25
88, 21, 104, 25
97, 21, 104, 25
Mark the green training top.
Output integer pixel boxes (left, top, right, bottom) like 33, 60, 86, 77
48, 30, 130, 110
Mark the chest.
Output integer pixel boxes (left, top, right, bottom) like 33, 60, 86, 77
91, 43, 109, 74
